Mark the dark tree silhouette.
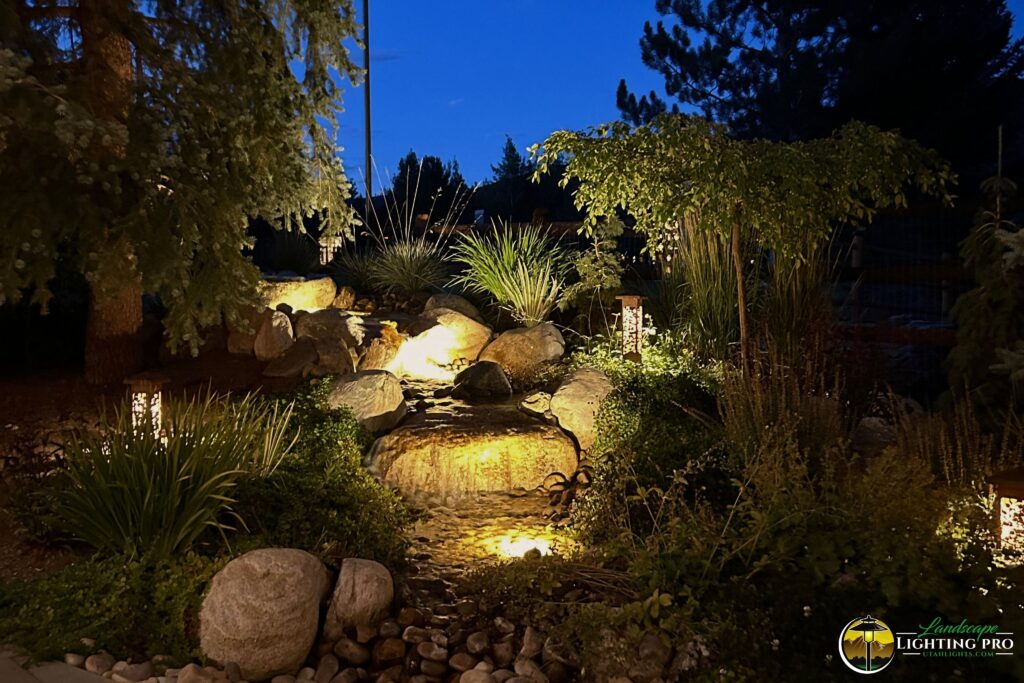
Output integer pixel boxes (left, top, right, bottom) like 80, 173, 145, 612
390, 151, 467, 221
491, 135, 534, 182
619, 0, 1024, 164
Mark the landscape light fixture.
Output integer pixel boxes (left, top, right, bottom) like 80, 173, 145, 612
125, 371, 170, 436
319, 235, 343, 266
849, 615, 886, 673
616, 294, 646, 361
988, 467, 1024, 554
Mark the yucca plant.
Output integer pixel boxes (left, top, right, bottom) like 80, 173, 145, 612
450, 220, 569, 326
60, 392, 296, 559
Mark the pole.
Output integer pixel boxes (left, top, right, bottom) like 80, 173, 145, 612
363, 0, 372, 205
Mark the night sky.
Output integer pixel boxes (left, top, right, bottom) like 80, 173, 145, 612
338, 1, 1024, 194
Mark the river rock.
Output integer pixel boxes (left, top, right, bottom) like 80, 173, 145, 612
549, 368, 613, 451
199, 549, 331, 682
478, 323, 564, 384
323, 559, 395, 642
326, 370, 407, 434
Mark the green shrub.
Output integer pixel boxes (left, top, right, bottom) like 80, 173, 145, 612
60, 393, 295, 559
450, 221, 570, 326
0, 553, 224, 661
234, 380, 409, 566
332, 247, 375, 292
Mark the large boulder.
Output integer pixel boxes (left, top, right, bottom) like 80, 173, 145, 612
259, 275, 337, 311
327, 370, 407, 434
226, 306, 264, 356
356, 324, 405, 371
388, 308, 492, 379
478, 323, 564, 384
254, 311, 295, 361
323, 559, 394, 642
264, 338, 318, 378
331, 285, 357, 310
550, 368, 613, 452
199, 549, 331, 681
423, 293, 483, 322
368, 405, 578, 496
451, 361, 512, 400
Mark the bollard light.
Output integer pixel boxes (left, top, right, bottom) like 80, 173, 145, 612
988, 467, 1024, 553
125, 372, 170, 436
616, 294, 646, 361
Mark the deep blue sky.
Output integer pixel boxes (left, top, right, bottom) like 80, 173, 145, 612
339, 1, 1024, 195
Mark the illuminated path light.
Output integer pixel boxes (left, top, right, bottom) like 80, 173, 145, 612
124, 371, 170, 436
616, 294, 646, 361
988, 467, 1024, 554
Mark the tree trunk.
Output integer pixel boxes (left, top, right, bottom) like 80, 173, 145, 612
731, 217, 750, 375
80, 0, 144, 384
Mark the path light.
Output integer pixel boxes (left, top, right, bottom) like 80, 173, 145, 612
988, 467, 1024, 553
848, 615, 886, 673
319, 235, 343, 266
125, 372, 170, 436
616, 294, 646, 361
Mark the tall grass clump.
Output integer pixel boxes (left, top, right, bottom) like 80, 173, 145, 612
450, 220, 569, 326
645, 216, 755, 361
761, 239, 838, 360
355, 159, 473, 295
897, 397, 1024, 491
60, 392, 296, 559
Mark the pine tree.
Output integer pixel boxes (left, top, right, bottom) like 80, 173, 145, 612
491, 135, 532, 182
619, 0, 1024, 163
0, 1, 362, 382
390, 151, 467, 221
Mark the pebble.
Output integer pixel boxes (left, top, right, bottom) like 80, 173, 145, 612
65, 653, 86, 667
86, 654, 117, 675
334, 638, 371, 665
314, 654, 339, 683
378, 620, 402, 639
372, 638, 406, 666
448, 652, 477, 672
513, 657, 548, 683
492, 638, 515, 668
492, 670, 515, 683
296, 667, 315, 680
467, 631, 490, 655
494, 617, 515, 635
177, 664, 215, 683
416, 641, 449, 663
419, 660, 448, 677
459, 672, 497, 683
397, 607, 426, 628
328, 669, 358, 683
270, 676, 296, 683
402, 626, 430, 643
519, 628, 543, 659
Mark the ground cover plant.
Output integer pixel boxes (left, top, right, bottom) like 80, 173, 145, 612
0, 381, 408, 661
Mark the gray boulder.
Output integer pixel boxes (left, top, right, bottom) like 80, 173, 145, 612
550, 368, 613, 452
254, 311, 295, 361
264, 338, 318, 378
451, 361, 512, 399
327, 370, 407, 434
323, 559, 395, 642
423, 293, 483, 322
478, 322, 564, 384
199, 549, 331, 681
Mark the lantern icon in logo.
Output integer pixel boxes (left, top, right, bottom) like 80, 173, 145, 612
839, 615, 895, 674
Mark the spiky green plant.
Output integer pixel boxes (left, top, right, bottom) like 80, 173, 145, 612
450, 221, 569, 326
357, 158, 473, 295
60, 392, 296, 559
